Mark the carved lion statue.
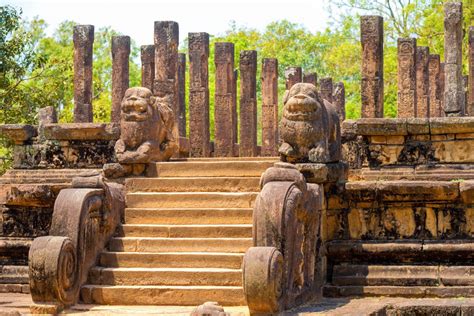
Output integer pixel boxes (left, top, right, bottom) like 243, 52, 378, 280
279, 83, 341, 163
115, 87, 177, 163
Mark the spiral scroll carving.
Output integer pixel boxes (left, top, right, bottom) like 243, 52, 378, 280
244, 164, 322, 314
28, 178, 125, 313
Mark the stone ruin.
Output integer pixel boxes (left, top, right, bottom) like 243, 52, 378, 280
0, 2, 473, 315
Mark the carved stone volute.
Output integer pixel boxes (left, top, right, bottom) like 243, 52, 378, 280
28, 175, 124, 313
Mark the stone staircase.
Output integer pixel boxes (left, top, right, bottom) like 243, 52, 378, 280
80, 158, 275, 306
324, 240, 474, 298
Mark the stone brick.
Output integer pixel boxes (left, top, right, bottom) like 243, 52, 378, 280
433, 140, 474, 163
111, 35, 130, 123
356, 118, 408, 136
141, 45, 155, 91
430, 117, 474, 134
188, 33, 210, 157
333, 82, 345, 121
177, 52, 186, 137
460, 180, 474, 204
416, 46, 430, 118
261, 58, 278, 156
361, 16, 384, 118
73, 25, 94, 123
428, 54, 442, 117
284, 67, 302, 90
239, 50, 257, 157
214, 42, 235, 157
397, 38, 417, 118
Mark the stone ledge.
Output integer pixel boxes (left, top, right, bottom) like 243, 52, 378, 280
0, 124, 38, 144
346, 117, 474, 136
296, 162, 348, 183
42, 123, 120, 141
345, 180, 460, 201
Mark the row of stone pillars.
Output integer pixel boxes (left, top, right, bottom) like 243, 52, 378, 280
72, 22, 345, 158
361, 2, 474, 118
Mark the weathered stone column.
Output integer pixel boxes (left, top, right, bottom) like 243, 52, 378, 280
239, 50, 257, 157
416, 46, 430, 118
429, 54, 442, 117
141, 45, 155, 91
261, 58, 278, 157
303, 72, 318, 87
444, 2, 465, 116
333, 82, 345, 121
320, 77, 333, 103
177, 53, 186, 136
397, 38, 417, 118
285, 67, 302, 90
189, 32, 210, 157
154, 21, 179, 120
440, 62, 446, 116
468, 26, 474, 116
73, 25, 94, 123
111, 36, 130, 123
360, 16, 384, 118
233, 69, 238, 153
214, 42, 235, 157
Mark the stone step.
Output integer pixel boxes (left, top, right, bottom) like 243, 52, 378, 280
118, 224, 252, 238
108, 237, 252, 253
327, 240, 474, 264
80, 285, 246, 306
323, 285, 474, 298
88, 267, 242, 286
332, 265, 439, 286
0, 238, 32, 266
124, 208, 253, 225
126, 192, 257, 209
99, 252, 244, 269
172, 157, 277, 161
0, 265, 29, 284
147, 160, 274, 178
125, 177, 260, 193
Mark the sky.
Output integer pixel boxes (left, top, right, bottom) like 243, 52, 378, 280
4, 0, 334, 47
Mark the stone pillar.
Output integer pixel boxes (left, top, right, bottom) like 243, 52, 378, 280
261, 58, 278, 157
285, 67, 302, 90
464, 75, 469, 114
233, 69, 238, 153
214, 42, 235, 157
154, 21, 179, 121
429, 54, 442, 117
397, 38, 417, 118
73, 25, 94, 123
303, 72, 318, 87
111, 36, 130, 123
444, 2, 465, 116
141, 45, 155, 91
177, 53, 186, 136
440, 62, 446, 116
468, 26, 474, 116
360, 16, 384, 118
416, 46, 430, 118
189, 32, 210, 157
320, 77, 333, 103
333, 82, 345, 121
239, 50, 257, 157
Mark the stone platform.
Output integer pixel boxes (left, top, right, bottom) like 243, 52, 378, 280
3, 293, 474, 315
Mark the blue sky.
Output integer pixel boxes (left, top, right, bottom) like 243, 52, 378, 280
5, 0, 333, 47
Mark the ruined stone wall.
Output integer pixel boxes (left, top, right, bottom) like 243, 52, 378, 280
329, 116, 474, 252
